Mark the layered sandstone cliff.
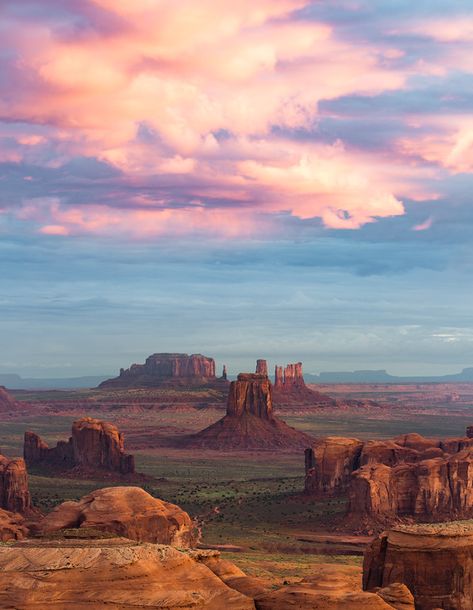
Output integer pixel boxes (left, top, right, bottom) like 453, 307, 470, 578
39, 486, 197, 547
184, 372, 313, 450
364, 522, 473, 610
24, 417, 135, 475
305, 429, 473, 527
100, 352, 225, 388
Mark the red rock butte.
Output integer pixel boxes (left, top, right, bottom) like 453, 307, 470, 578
184, 369, 314, 450
0, 455, 31, 515
24, 417, 135, 475
99, 352, 228, 388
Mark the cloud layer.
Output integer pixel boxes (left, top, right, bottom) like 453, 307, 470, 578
3, 0, 472, 237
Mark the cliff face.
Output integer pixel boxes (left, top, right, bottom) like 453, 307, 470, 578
255, 359, 268, 376
99, 353, 221, 388
364, 524, 473, 610
24, 417, 135, 475
0, 456, 31, 514
272, 361, 339, 407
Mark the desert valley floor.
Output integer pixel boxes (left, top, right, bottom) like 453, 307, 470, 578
5, 381, 473, 584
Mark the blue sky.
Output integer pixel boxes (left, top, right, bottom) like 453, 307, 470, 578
1, 0, 473, 376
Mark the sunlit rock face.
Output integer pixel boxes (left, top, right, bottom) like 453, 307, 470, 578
24, 417, 135, 475
364, 523, 473, 610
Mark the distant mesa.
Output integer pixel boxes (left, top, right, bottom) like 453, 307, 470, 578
24, 417, 135, 476
364, 522, 473, 610
99, 352, 229, 389
38, 486, 197, 548
184, 364, 314, 450
305, 428, 473, 528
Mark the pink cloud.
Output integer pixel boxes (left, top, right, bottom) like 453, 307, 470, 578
412, 217, 433, 232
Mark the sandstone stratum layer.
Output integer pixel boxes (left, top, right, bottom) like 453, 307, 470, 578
38, 486, 197, 547
99, 352, 227, 388
364, 522, 473, 610
24, 417, 135, 475
185, 372, 314, 450
305, 430, 473, 526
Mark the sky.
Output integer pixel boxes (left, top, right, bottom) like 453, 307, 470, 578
1, 0, 473, 377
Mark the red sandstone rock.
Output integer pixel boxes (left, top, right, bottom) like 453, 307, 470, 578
0, 456, 31, 514
100, 352, 224, 388
349, 449, 473, 524
39, 486, 198, 547
274, 365, 284, 389
185, 371, 313, 450
0, 508, 27, 541
363, 523, 473, 610
255, 359, 268, 376
24, 417, 135, 475
305, 437, 364, 496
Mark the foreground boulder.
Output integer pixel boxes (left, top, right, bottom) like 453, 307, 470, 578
364, 522, 473, 610
0, 538, 255, 609
24, 417, 135, 475
185, 372, 313, 450
0, 455, 31, 513
38, 486, 197, 547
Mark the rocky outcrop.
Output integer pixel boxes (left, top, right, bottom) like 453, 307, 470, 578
0, 538, 255, 609
0, 456, 31, 514
363, 522, 473, 610
184, 371, 313, 450
100, 352, 225, 388
272, 361, 341, 407
24, 417, 135, 475
305, 429, 473, 527
39, 486, 197, 547
305, 437, 364, 496
255, 563, 414, 610
0, 508, 28, 541
349, 449, 473, 524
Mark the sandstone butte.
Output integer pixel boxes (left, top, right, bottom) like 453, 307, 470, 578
305, 430, 473, 527
184, 371, 314, 450
0, 537, 415, 610
0, 453, 33, 542
38, 486, 197, 547
24, 416, 135, 475
99, 352, 228, 388
364, 521, 473, 610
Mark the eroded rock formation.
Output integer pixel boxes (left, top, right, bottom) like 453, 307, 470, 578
24, 417, 135, 475
255, 359, 268, 376
0, 539, 255, 609
39, 486, 197, 547
305, 437, 364, 496
306, 428, 473, 527
0, 456, 31, 514
184, 371, 313, 450
0, 508, 28, 542
364, 522, 473, 610
100, 352, 225, 388
272, 361, 342, 407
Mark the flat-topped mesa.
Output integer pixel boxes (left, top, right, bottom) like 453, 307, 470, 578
255, 359, 268, 376
0, 456, 31, 514
24, 417, 135, 475
99, 352, 222, 388
364, 523, 473, 610
227, 373, 273, 420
